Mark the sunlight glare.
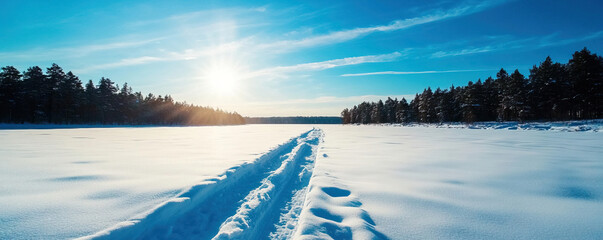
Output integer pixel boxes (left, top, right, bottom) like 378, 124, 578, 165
203, 60, 241, 96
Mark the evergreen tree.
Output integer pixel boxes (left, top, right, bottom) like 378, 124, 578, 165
341, 48, 601, 124
45, 64, 67, 123
509, 69, 529, 121
482, 77, 499, 121
97, 77, 118, 123
417, 87, 436, 122
462, 81, 477, 122
371, 100, 386, 123
1, 64, 246, 125
436, 88, 454, 122
396, 98, 410, 123
528, 56, 568, 120
567, 48, 603, 119
56, 71, 84, 123
0, 66, 22, 122
384, 97, 397, 123
341, 108, 351, 124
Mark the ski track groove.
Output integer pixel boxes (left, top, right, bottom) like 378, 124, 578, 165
82, 128, 323, 240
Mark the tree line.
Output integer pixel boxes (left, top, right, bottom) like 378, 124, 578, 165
341, 48, 602, 124
0, 64, 245, 125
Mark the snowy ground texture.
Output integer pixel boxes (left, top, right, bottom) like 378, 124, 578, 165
392, 119, 603, 132
1, 122, 602, 239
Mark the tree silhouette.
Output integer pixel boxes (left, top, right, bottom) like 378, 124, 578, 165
342, 48, 603, 124
0, 64, 245, 125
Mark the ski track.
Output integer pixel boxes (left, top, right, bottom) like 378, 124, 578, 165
81, 128, 324, 240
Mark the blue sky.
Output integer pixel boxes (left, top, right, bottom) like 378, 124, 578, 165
1, 0, 602, 116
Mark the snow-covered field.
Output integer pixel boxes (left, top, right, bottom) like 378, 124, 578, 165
311, 125, 603, 239
0, 125, 312, 239
1, 124, 602, 239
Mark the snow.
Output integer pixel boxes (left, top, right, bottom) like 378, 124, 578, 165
0, 125, 312, 239
1, 123, 602, 239
308, 125, 603, 239
394, 119, 603, 132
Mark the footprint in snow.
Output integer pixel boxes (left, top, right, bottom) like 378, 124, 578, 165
321, 187, 351, 198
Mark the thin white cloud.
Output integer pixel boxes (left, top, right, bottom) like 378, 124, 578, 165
246, 51, 404, 80
269, 52, 402, 72
538, 30, 603, 48
128, 6, 268, 27
431, 46, 495, 58
0, 38, 164, 61
74, 56, 163, 73
341, 69, 489, 77
74, 40, 248, 73
2, 1, 510, 74
256, 0, 508, 52
431, 31, 603, 58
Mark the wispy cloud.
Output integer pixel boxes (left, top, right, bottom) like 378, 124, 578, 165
341, 69, 489, 77
256, 0, 507, 52
74, 40, 248, 73
431, 30, 603, 58
537, 31, 603, 48
431, 46, 496, 58
0, 38, 164, 61
74, 56, 163, 73
1, 1, 507, 72
246, 51, 404, 80
128, 6, 268, 27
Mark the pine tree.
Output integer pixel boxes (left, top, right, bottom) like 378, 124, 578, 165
0, 66, 22, 122
341, 108, 351, 124
57, 71, 84, 123
567, 48, 603, 119
509, 69, 529, 121
417, 88, 436, 122
371, 100, 386, 123
462, 81, 477, 122
384, 97, 397, 123
396, 98, 410, 123
97, 77, 118, 123
83, 80, 98, 122
1, 65, 246, 125
341, 48, 601, 124
436, 88, 453, 122
21, 66, 46, 122
45, 64, 66, 123
496, 68, 512, 121
482, 77, 499, 121
528, 56, 568, 120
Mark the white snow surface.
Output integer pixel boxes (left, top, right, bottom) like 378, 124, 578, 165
0, 125, 313, 239
305, 125, 603, 239
392, 119, 603, 132
1, 123, 602, 239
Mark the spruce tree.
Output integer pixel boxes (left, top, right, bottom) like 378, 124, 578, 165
0, 66, 22, 122
567, 48, 603, 119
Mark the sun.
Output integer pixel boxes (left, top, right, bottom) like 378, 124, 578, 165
203, 60, 241, 96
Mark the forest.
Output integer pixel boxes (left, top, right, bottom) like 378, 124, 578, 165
341, 48, 603, 124
0, 64, 244, 125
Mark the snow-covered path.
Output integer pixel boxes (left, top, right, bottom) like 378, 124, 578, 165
84, 128, 322, 239
0, 125, 313, 239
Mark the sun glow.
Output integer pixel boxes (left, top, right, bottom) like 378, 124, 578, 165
203, 60, 243, 96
